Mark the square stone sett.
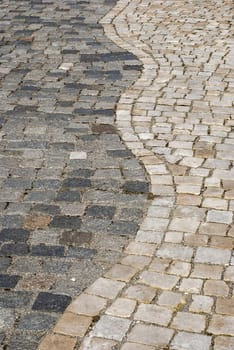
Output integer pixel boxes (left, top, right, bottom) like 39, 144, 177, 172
54, 312, 92, 337
216, 298, 234, 316
104, 264, 137, 282
121, 343, 155, 350
67, 293, 107, 316
38, 333, 76, 350
171, 311, 206, 332
179, 278, 203, 293
106, 298, 136, 318
123, 284, 156, 303
190, 295, 214, 313
80, 337, 118, 350
140, 271, 179, 290
86, 277, 125, 299
168, 261, 191, 277
195, 247, 231, 264
204, 280, 229, 297
125, 241, 156, 256
157, 291, 185, 308
92, 315, 131, 341
127, 323, 174, 347
191, 263, 223, 279
224, 266, 234, 281
208, 315, 234, 335
214, 336, 234, 350
171, 331, 211, 350
120, 255, 151, 269
165, 231, 183, 243
148, 257, 171, 272
134, 303, 173, 326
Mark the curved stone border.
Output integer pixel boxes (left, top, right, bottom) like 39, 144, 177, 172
38, 0, 234, 349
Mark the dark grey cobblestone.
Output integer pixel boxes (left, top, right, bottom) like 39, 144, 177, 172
0, 0, 149, 348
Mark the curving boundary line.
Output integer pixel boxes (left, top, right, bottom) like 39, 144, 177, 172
38, 0, 233, 348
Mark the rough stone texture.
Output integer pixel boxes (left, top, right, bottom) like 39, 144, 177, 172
21, 0, 234, 348
0, 0, 149, 347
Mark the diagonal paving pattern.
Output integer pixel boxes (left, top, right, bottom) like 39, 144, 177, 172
39, 0, 234, 349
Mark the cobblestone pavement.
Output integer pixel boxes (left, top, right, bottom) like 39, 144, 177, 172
38, 0, 234, 349
0, 0, 150, 348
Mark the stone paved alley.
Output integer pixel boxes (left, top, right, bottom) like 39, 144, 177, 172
0, 0, 234, 349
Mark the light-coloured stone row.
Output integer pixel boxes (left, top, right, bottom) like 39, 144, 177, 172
38, 0, 234, 349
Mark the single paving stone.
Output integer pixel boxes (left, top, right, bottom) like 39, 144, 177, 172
171, 331, 211, 350
54, 312, 92, 337
108, 221, 139, 235
0, 243, 29, 256
0, 274, 21, 289
32, 292, 71, 313
195, 247, 231, 264
214, 336, 234, 350
67, 247, 97, 259
7, 332, 42, 350
216, 298, 234, 316
59, 231, 92, 246
17, 313, 57, 331
32, 204, 61, 216
208, 315, 234, 335
171, 311, 206, 332
92, 315, 132, 341
0, 257, 11, 272
123, 181, 149, 193
0, 291, 32, 308
127, 323, 173, 347
56, 191, 81, 202
0, 308, 15, 330
31, 245, 65, 257
62, 178, 91, 188
107, 149, 133, 158
67, 293, 107, 316
134, 303, 173, 326
91, 123, 117, 134
2, 215, 24, 228
38, 333, 76, 350
80, 337, 118, 350
86, 205, 116, 219
50, 216, 82, 229
23, 214, 51, 230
